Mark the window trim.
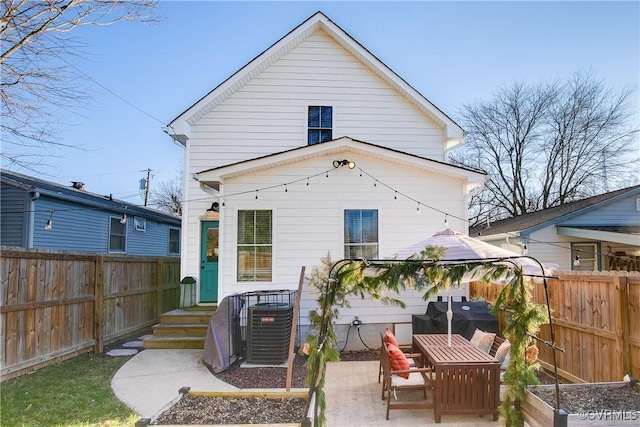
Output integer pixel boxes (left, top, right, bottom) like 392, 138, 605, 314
307, 105, 333, 145
343, 208, 379, 259
168, 227, 180, 255
236, 209, 274, 283
134, 216, 146, 232
571, 242, 600, 271
108, 216, 127, 253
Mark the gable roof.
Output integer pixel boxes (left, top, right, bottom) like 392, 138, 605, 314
165, 11, 464, 146
1, 169, 181, 225
469, 185, 640, 237
195, 136, 486, 191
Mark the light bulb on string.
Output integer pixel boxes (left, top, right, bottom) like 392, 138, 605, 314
373, 180, 377, 187
416, 203, 421, 213
44, 210, 54, 230
120, 207, 127, 224
284, 184, 288, 193
394, 191, 397, 200
255, 190, 258, 200
573, 255, 581, 267
444, 215, 448, 226
306, 178, 309, 186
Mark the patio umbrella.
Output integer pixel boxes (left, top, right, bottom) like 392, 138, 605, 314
394, 228, 555, 346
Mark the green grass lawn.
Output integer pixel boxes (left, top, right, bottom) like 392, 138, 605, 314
1, 353, 139, 427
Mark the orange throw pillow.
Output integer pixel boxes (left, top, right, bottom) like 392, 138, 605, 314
387, 344, 410, 378
384, 328, 398, 347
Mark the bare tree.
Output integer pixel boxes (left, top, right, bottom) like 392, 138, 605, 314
150, 174, 182, 216
451, 71, 638, 225
1, 0, 158, 172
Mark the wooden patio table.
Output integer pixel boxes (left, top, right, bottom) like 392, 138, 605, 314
412, 334, 500, 423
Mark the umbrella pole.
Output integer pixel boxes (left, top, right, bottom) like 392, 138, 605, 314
447, 286, 452, 347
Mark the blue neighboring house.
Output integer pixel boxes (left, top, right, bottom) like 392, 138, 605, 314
469, 185, 640, 271
1, 169, 181, 256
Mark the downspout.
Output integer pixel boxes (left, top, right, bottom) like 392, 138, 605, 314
28, 191, 40, 248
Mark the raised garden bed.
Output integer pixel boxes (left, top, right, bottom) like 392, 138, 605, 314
523, 382, 640, 427
136, 389, 312, 426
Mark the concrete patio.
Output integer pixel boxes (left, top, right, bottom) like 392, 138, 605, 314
113, 349, 506, 426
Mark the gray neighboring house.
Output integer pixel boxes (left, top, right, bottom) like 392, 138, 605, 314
469, 185, 640, 272
1, 169, 181, 256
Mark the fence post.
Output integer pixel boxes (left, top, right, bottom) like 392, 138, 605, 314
619, 276, 631, 376
156, 258, 163, 319
94, 255, 105, 353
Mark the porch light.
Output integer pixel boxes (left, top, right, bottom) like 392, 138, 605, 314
332, 159, 356, 169
207, 202, 219, 212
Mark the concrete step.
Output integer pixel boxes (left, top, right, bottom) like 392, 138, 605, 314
158, 308, 215, 325
143, 336, 205, 349
151, 323, 208, 337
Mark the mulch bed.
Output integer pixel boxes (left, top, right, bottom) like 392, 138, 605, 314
529, 382, 640, 413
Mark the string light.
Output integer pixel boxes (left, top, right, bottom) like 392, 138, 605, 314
394, 191, 397, 200
44, 210, 53, 230
416, 202, 421, 213
120, 207, 127, 224
573, 255, 581, 267
255, 190, 258, 200
444, 215, 448, 226
284, 184, 288, 193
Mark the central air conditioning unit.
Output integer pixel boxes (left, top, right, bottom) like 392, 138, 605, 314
246, 302, 294, 364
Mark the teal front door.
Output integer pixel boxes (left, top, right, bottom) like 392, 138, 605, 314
200, 221, 219, 303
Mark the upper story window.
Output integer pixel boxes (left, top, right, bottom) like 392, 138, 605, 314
237, 210, 272, 282
168, 228, 180, 255
344, 209, 379, 259
109, 217, 126, 252
308, 106, 332, 145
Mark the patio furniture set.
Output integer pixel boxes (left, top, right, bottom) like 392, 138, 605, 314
380, 328, 510, 423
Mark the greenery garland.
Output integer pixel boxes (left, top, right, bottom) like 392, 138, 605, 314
304, 248, 548, 427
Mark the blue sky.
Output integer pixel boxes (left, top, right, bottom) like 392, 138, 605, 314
15, 1, 639, 202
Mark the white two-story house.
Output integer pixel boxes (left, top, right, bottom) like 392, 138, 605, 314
164, 12, 486, 339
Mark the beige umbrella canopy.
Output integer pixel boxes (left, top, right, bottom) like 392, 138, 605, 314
394, 228, 556, 346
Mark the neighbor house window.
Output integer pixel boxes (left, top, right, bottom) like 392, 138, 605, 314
308, 106, 332, 145
571, 243, 599, 271
237, 210, 272, 282
134, 217, 146, 232
109, 217, 126, 252
168, 228, 180, 255
344, 209, 378, 259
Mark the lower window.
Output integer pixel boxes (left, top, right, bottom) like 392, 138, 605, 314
237, 210, 272, 281
571, 243, 599, 271
109, 217, 126, 252
344, 209, 379, 259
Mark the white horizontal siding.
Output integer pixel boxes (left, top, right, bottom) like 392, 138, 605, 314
187, 30, 446, 176
199, 152, 469, 325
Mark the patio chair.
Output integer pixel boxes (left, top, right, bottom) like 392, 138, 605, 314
378, 329, 417, 384
380, 339, 433, 420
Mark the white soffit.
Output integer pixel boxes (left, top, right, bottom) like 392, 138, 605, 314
557, 226, 640, 246
196, 137, 485, 186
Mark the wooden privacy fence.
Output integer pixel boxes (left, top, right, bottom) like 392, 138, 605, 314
470, 271, 640, 383
0, 247, 180, 381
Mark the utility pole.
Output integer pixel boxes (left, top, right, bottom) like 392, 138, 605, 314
141, 168, 152, 206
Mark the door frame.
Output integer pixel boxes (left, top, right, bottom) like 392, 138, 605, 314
200, 220, 219, 303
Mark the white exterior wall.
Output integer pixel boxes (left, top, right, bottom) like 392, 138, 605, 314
180, 30, 455, 296
187, 30, 446, 175
213, 152, 468, 326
